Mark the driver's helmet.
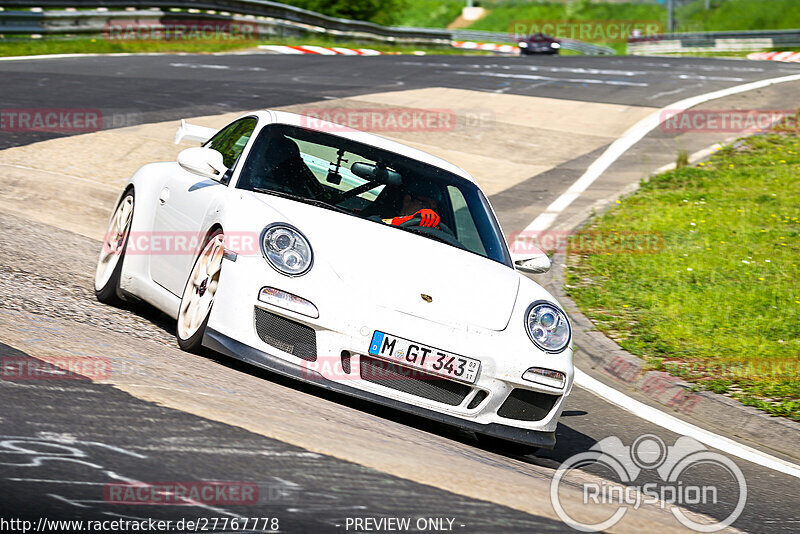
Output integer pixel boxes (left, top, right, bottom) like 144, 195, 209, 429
406, 179, 443, 208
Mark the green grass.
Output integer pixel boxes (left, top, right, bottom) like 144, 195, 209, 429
0, 37, 496, 57
0, 37, 264, 56
468, 0, 666, 33
678, 0, 800, 32
394, 0, 464, 28
436, 0, 800, 54
461, 1, 665, 54
566, 117, 800, 421
656, 51, 758, 58
461, 0, 800, 34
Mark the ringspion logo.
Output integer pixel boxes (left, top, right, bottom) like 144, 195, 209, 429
551, 434, 747, 531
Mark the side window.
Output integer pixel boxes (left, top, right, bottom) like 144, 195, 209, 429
447, 185, 486, 255
206, 117, 257, 169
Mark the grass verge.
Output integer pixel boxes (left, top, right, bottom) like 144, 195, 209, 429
566, 116, 800, 421
0, 37, 496, 57
394, 0, 464, 28
466, 0, 659, 53
679, 0, 800, 32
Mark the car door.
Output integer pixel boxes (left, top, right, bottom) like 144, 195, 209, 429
150, 117, 258, 295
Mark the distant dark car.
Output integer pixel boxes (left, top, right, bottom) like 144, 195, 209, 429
518, 33, 561, 55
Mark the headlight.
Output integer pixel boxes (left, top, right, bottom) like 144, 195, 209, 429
518, 41, 529, 48
260, 224, 313, 276
525, 301, 570, 353
551, 42, 561, 48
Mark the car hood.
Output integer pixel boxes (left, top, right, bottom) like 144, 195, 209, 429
251, 194, 520, 331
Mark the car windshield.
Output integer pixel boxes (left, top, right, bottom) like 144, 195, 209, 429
236, 123, 511, 266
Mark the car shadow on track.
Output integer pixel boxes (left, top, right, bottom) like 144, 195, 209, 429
189, 343, 598, 469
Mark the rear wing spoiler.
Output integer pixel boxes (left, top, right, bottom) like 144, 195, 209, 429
174, 119, 218, 145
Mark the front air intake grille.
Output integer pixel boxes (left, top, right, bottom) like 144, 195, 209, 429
359, 356, 470, 406
497, 389, 558, 422
254, 307, 317, 361
340, 351, 351, 374
467, 390, 488, 410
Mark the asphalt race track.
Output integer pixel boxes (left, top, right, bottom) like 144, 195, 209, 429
1, 53, 800, 533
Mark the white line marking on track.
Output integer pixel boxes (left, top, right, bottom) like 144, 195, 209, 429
169, 62, 230, 70
677, 74, 746, 81
0, 53, 170, 61
9, 478, 105, 485
575, 369, 800, 479
530, 66, 643, 77
48, 493, 91, 508
452, 70, 649, 87
646, 83, 702, 100
521, 72, 800, 235
530, 72, 800, 476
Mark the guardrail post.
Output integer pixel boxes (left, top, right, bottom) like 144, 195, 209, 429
668, 0, 675, 33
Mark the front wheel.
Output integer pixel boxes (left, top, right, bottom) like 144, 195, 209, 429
95, 191, 134, 305
176, 230, 224, 352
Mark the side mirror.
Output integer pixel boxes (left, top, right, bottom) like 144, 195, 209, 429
178, 147, 227, 180
512, 252, 551, 274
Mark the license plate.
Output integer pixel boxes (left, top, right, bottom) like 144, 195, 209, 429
368, 331, 480, 384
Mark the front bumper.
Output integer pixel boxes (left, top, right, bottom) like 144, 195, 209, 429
203, 327, 557, 449
206, 254, 573, 449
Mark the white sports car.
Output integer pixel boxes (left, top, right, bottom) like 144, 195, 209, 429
95, 110, 574, 450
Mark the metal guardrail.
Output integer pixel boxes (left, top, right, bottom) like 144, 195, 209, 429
628, 28, 800, 54
0, 0, 615, 54
0, 0, 451, 42
0, 9, 452, 45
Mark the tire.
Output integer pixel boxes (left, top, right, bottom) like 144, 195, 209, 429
476, 434, 539, 456
94, 190, 135, 305
176, 229, 225, 353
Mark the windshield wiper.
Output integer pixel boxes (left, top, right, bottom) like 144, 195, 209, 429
251, 188, 353, 216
